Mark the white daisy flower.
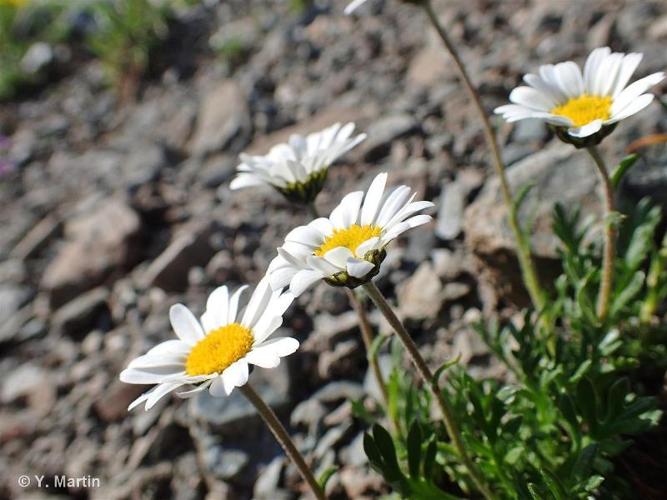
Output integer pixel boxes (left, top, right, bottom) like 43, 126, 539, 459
120, 278, 297, 410
344, 0, 370, 14
230, 122, 366, 204
495, 47, 664, 146
268, 172, 433, 296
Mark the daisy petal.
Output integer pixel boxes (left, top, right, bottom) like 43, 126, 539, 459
346, 258, 375, 278
323, 246, 354, 268
209, 375, 227, 397
170, 304, 205, 345
145, 382, 182, 410
568, 119, 603, 138
360, 172, 388, 225
222, 360, 249, 395
290, 269, 324, 297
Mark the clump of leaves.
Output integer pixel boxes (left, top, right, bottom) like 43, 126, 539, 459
85, 0, 171, 100
0, 0, 72, 100
359, 195, 666, 499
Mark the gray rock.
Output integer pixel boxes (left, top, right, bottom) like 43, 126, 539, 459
253, 457, 286, 500
339, 432, 366, 467
436, 181, 466, 240
139, 220, 216, 292
52, 287, 109, 338
512, 118, 548, 143
397, 262, 443, 321
620, 143, 667, 210
10, 215, 61, 260
311, 382, 364, 404
406, 47, 451, 87
431, 248, 467, 280
20, 42, 54, 75
190, 80, 251, 157
442, 282, 471, 303
363, 354, 392, 403
1, 364, 46, 403
0, 284, 32, 324
124, 142, 167, 190
465, 143, 601, 261
290, 399, 326, 434
204, 447, 249, 481
318, 339, 360, 379
314, 423, 352, 460
362, 114, 419, 161
41, 199, 141, 307
200, 156, 237, 189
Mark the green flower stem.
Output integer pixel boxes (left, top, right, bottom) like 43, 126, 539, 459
240, 384, 326, 500
362, 281, 496, 500
587, 145, 616, 321
421, 0, 546, 312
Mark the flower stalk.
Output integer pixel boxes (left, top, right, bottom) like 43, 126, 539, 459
362, 281, 496, 500
421, 0, 546, 311
240, 384, 326, 500
587, 145, 616, 321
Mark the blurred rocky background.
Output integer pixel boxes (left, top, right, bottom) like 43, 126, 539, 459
0, 0, 665, 498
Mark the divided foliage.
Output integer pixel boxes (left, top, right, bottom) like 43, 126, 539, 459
361, 196, 666, 499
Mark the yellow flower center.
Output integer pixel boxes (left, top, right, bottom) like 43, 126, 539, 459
185, 323, 253, 376
314, 224, 382, 257
551, 95, 612, 128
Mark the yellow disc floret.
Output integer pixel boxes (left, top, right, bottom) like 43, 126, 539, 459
551, 95, 612, 128
315, 224, 382, 257
185, 323, 254, 376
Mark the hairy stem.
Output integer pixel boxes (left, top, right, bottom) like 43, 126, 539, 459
362, 281, 496, 500
240, 384, 326, 500
587, 145, 616, 321
422, 0, 546, 311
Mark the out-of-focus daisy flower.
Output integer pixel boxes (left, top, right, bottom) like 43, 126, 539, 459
268, 172, 433, 295
120, 278, 297, 410
230, 122, 366, 204
344, 0, 369, 14
495, 47, 665, 147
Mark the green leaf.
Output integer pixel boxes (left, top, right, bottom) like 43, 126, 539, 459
576, 378, 598, 430
503, 415, 523, 435
423, 439, 437, 478
363, 432, 383, 469
317, 466, 337, 490
527, 483, 549, 500
372, 424, 402, 481
574, 444, 599, 477
605, 377, 630, 424
610, 271, 645, 318
407, 421, 422, 478
433, 353, 461, 388
610, 154, 639, 188
583, 475, 605, 492
514, 182, 535, 210
539, 469, 566, 500
569, 360, 592, 384
368, 331, 390, 360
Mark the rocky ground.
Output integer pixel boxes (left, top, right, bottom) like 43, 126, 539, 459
0, 0, 665, 499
